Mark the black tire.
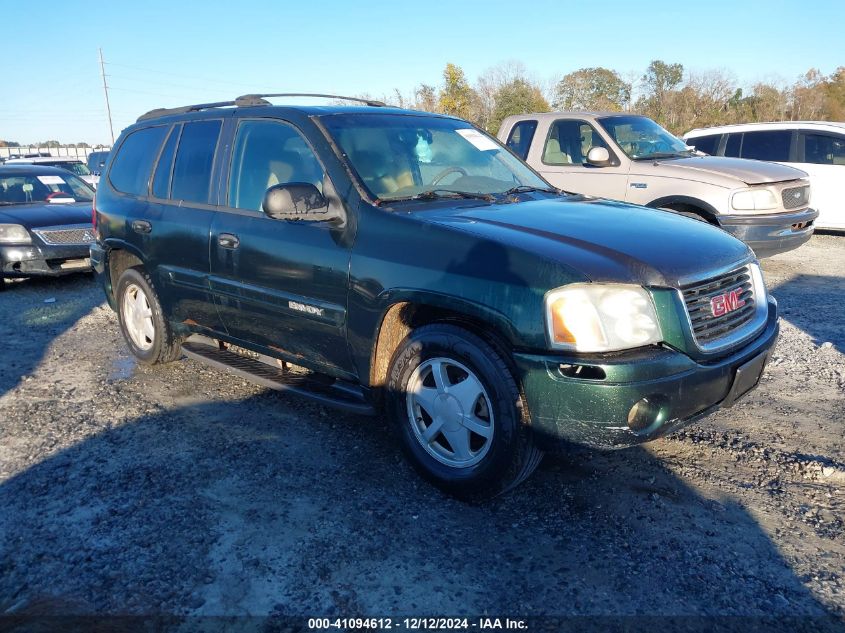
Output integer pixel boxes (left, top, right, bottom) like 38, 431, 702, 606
658, 206, 710, 223
115, 267, 182, 365
386, 323, 542, 500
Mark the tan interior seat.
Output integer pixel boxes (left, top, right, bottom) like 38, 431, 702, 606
266, 158, 294, 189
543, 139, 572, 165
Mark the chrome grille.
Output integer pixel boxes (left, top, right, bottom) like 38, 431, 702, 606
681, 266, 756, 346
781, 185, 809, 210
33, 227, 95, 246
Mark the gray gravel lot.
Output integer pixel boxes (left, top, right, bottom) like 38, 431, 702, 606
0, 235, 843, 622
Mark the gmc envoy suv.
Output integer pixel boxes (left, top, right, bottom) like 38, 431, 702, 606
92, 94, 779, 498
499, 112, 817, 258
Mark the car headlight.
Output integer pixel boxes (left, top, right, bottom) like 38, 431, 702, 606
545, 284, 663, 352
0, 224, 31, 244
731, 188, 778, 211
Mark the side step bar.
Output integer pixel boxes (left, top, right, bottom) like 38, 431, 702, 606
181, 339, 376, 416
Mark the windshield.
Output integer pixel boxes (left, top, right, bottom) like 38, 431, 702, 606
0, 172, 94, 204
321, 113, 549, 201
597, 115, 691, 160
44, 161, 92, 176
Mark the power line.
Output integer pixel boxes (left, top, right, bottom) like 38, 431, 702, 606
104, 61, 256, 89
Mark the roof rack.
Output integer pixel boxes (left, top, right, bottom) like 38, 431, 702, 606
137, 93, 385, 122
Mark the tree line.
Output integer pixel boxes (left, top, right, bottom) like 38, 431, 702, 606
4, 60, 843, 145
389, 60, 845, 136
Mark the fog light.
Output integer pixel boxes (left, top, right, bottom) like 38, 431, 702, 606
627, 396, 668, 434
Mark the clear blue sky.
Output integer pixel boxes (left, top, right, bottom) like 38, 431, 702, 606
3, 0, 843, 145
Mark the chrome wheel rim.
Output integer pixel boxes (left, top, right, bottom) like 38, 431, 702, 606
121, 283, 155, 351
406, 357, 494, 468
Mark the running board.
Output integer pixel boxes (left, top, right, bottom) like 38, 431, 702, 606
181, 340, 376, 415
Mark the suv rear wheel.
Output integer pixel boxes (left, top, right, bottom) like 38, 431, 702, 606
387, 324, 542, 500
116, 267, 181, 365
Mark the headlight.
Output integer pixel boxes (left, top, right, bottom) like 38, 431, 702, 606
731, 188, 778, 211
545, 284, 663, 352
0, 224, 31, 244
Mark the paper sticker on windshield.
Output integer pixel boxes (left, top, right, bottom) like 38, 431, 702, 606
37, 175, 65, 185
456, 129, 499, 151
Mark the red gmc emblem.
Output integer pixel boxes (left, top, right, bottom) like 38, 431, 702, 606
711, 289, 746, 317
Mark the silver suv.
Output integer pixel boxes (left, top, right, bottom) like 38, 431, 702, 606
499, 112, 817, 257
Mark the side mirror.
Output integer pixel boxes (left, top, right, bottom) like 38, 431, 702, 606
262, 182, 342, 223
586, 146, 612, 167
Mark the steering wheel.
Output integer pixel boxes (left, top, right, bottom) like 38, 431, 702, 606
45, 191, 70, 201
431, 166, 468, 186
652, 141, 674, 153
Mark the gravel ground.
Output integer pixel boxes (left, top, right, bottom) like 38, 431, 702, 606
0, 235, 843, 624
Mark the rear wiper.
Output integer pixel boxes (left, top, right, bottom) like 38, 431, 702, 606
500, 185, 560, 195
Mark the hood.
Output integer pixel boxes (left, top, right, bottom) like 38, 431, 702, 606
635, 155, 807, 186
0, 202, 92, 228
426, 196, 752, 287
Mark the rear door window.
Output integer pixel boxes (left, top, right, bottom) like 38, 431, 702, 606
170, 120, 222, 204
688, 134, 719, 155
505, 120, 537, 160
739, 130, 792, 161
108, 126, 169, 196
724, 133, 742, 157
802, 133, 845, 165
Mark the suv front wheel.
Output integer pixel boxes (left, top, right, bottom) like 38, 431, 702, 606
116, 267, 182, 365
387, 324, 542, 500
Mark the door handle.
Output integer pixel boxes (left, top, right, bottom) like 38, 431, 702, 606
131, 220, 152, 234
218, 233, 240, 249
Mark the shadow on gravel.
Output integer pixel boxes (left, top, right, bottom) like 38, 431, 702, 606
769, 273, 845, 353
0, 274, 99, 399
1, 390, 842, 629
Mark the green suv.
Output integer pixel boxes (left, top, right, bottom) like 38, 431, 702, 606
91, 94, 779, 498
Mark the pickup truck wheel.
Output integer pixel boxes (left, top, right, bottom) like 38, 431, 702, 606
116, 267, 181, 365
387, 324, 541, 500
659, 207, 709, 223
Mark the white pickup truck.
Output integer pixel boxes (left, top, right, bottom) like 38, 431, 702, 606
498, 112, 818, 257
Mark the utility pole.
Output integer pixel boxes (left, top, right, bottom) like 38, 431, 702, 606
99, 48, 115, 145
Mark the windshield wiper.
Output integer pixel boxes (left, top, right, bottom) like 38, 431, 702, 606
632, 150, 693, 161
499, 185, 560, 196
389, 189, 495, 203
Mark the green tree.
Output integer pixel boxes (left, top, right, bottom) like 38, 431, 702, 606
0, 140, 21, 148
490, 78, 550, 134
553, 67, 630, 111
791, 69, 826, 120
437, 63, 476, 120
639, 60, 684, 125
824, 67, 845, 120
413, 83, 439, 113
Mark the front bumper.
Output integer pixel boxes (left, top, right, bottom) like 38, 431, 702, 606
719, 207, 818, 258
514, 299, 779, 450
0, 242, 91, 278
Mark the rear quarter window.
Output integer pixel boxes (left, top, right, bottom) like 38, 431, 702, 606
108, 126, 169, 196
505, 120, 538, 160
